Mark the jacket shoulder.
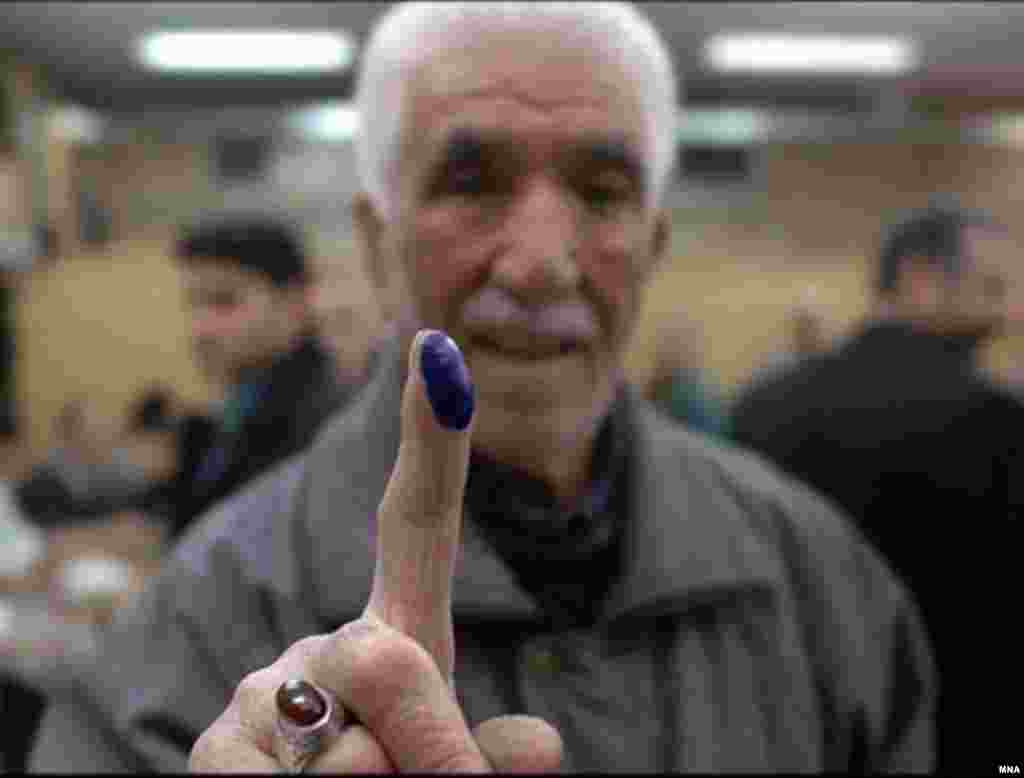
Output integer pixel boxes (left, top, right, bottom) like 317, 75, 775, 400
643, 408, 839, 536
171, 453, 308, 593
675, 419, 900, 590
646, 407, 926, 656
648, 413, 935, 769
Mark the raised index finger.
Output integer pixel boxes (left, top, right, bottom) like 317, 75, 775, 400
363, 329, 474, 683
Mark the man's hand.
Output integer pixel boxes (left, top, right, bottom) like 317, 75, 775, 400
190, 330, 562, 773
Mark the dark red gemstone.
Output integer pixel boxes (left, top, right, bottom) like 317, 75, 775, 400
276, 679, 327, 727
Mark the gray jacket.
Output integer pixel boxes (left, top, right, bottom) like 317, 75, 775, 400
31, 346, 935, 772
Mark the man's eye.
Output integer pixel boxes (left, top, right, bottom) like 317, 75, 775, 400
580, 183, 629, 212
447, 166, 490, 196
983, 276, 1006, 298
209, 293, 239, 309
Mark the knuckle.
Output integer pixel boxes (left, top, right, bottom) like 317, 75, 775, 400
231, 667, 274, 714
187, 728, 219, 770
282, 633, 326, 663
344, 632, 433, 703
322, 622, 428, 688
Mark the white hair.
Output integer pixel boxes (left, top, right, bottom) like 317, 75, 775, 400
354, 2, 679, 221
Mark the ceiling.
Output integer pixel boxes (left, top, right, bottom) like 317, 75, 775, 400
4, 2, 1024, 115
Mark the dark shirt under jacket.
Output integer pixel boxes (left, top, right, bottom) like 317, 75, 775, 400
465, 390, 631, 632
158, 336, 354, 539
730, 319, 1023, 773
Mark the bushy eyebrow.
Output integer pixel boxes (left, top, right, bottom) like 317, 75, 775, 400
429, 127, 646, 188
568, 137, 646, 188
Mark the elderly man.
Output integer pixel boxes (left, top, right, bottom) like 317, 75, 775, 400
30, 3, 934, 772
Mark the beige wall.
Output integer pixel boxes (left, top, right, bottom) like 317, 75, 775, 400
629, 141, 1024, 388
14, 237, 214, 456
0, 155, 30, 228
76, 140, 217, 240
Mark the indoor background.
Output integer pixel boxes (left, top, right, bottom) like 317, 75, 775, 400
2, 1, 1024, 466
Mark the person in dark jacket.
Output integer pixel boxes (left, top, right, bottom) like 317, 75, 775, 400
5, 222, 362, 774
15, 388, 179, 527
731, 201, 1023, 774
153, 214, 356, 539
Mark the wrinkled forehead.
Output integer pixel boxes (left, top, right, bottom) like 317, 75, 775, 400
399, 21, 650, 175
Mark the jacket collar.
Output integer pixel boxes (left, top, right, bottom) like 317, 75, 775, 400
232, 336, 334, 431
303, 339, 780, 629
602, 395, 782, 622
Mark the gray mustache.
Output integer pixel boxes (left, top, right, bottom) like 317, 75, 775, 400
460, 287, 599, 341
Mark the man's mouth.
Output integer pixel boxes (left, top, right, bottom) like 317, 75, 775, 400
459, 287, 600, 363
470, 333, 580, 361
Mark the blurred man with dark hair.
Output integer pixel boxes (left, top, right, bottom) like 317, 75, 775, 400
731, 202, 1023, 773
4, 221, 357, 773
159, 214, 352, 538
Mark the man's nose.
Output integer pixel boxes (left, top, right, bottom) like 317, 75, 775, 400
491, 178, 581, 302
1005, 297, 1024, 332
191, 308, 222, 341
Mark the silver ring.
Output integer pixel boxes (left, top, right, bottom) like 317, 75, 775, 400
275, 679, 349, 774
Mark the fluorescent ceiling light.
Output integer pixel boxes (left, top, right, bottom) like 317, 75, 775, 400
289, 102, 360, 142
48, 105, 106, 144
678, 108, 772, 145
705, 33, 917, 75
138, 30, 355, 73
989, 115, 1024, 147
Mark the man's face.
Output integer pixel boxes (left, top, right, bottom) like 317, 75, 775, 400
182, 261, 307, 384
941, 226, 1021, 338
359, 23, 668, 429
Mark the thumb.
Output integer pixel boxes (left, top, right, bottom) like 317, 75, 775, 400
474, 715, 564, 772
364, 329, 475, 684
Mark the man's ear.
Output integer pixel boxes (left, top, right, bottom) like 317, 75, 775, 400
352, 193, 390, 294
641, 209, 671, 283
352, 192, 410, 324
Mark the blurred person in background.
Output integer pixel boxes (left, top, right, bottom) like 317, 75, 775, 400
644, 309, 730, 439
157, 214, 354, 540
14, 387, 182, 528
742, 283, 833, 392
14, 398, 146, 526
112, 385, 182, 503
731, 202, 1023, 773
7, 223, 370, 773
0, 279, 15, 440
786, 285, 833, 356
30, 3, 935, 772
2, 388, 178, 772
